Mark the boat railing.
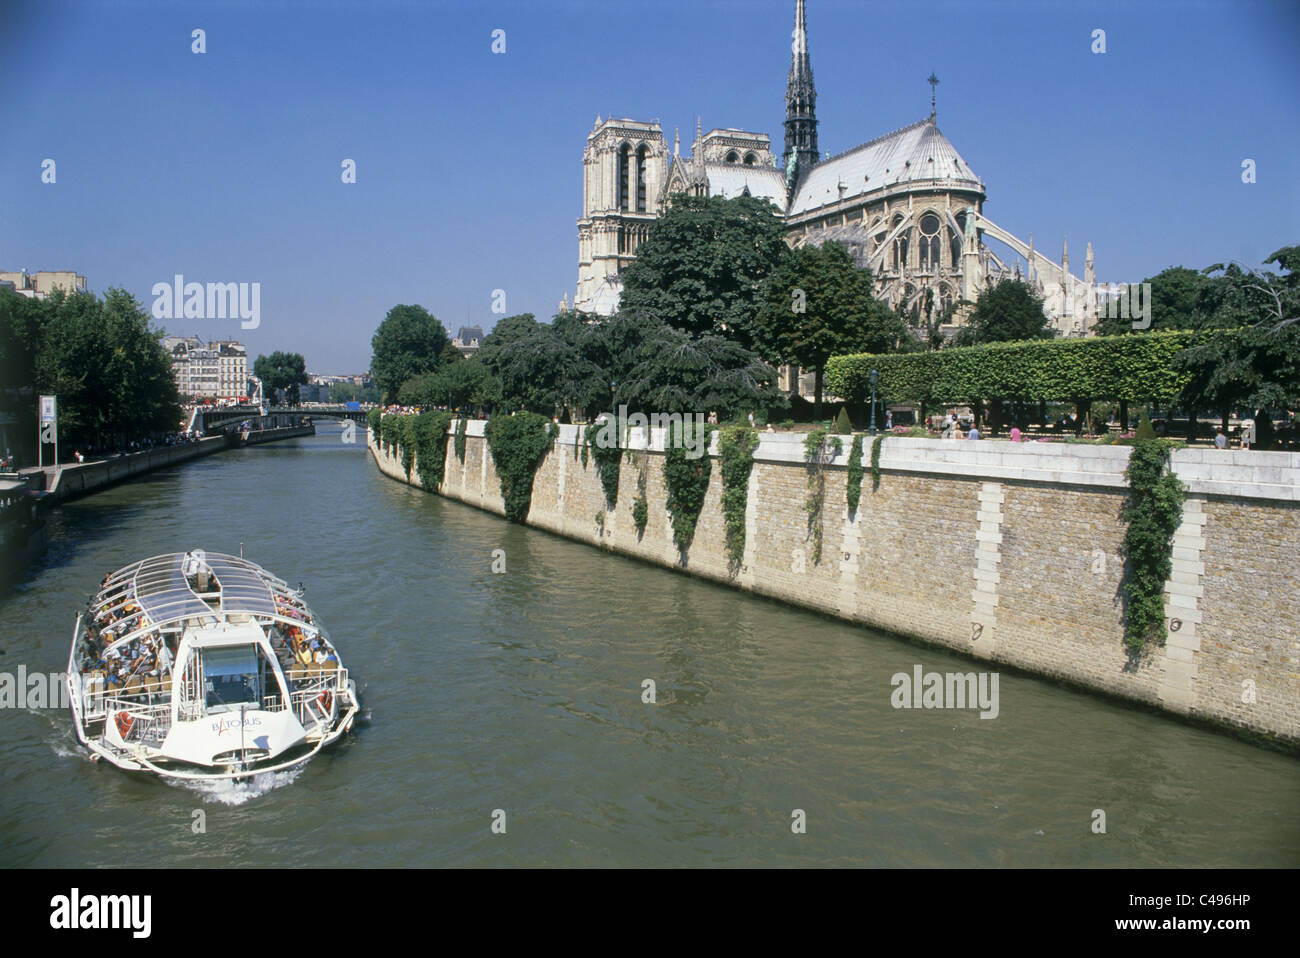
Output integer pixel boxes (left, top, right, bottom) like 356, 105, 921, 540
287, 666, 348, 727
99, 697, 173, 745
81, 675, 173, 721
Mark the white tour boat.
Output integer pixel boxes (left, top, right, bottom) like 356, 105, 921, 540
67, 551, 360, 780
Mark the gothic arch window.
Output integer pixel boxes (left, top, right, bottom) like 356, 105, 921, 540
618, 143, 632, 211
919, 212, 941, 271
938, 283, 953, 315
744, 152, 757, 165
635, 144, 649, 212
950, 229, 963, 270
892, 215, 909, 270
725, 150, 740, 164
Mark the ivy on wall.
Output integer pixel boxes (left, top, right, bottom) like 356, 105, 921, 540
846, 434, 865, 516
803, 429, 842, 565
410, 411, 454, 489
629, 449, 649, 538
379, 414, 402, 456
485, 412, 557, 523
663, 420, 714, 555
1120, 438, 1186, 650
454, 416, 468, 463
717, 425, 758, 567
367, 408, 382, 440
871, 434, 885, 492
585, 424, 622, 510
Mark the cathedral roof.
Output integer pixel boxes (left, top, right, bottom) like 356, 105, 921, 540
703, 164, 788, 211
788, 116, 983, 216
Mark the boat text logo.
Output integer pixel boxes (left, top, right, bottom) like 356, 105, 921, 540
212, 715, 263, 735
151, 274, 261, 329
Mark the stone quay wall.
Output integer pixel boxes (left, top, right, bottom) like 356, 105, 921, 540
41, 437, 228, 502
370, 422, 1300, 748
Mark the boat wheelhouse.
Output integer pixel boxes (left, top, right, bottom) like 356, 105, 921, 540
67, 551, 359, 780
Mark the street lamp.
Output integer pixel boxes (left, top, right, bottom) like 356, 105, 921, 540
869, 368, 879, 437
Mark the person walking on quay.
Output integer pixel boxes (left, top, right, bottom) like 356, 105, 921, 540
885, 410, 893, 431
1214, 428, 1227, 450
966, 424, 980, 441
1241, 418, 1254, 450
747, 411, 755, 428
1010, 425, 1022, 443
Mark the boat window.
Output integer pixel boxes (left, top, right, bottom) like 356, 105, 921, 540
202, 645, 261, 711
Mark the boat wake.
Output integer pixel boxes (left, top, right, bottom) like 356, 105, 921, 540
176, 765, 307, 806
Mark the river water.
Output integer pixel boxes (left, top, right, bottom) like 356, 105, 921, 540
1, 424, 1296, 867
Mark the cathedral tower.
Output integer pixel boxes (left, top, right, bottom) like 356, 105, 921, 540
783, 0, 819, 186
575, 117, 668, 314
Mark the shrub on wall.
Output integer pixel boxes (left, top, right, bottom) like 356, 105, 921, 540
367, 408, 382, 440
846, 433, 865, 516
485, 412, 557, 523
662, 420, 714, 555
1120, 438, 1185, 650
717, 424, 759, 567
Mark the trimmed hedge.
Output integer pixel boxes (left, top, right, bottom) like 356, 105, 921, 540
825, 330, 1197, 405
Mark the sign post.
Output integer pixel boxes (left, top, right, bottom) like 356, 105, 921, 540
39, 395, 57, 472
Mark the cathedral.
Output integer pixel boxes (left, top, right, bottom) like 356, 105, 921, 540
574, 0, 1100, 336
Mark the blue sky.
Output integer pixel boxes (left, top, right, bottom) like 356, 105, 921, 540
3, 0, 1296, 373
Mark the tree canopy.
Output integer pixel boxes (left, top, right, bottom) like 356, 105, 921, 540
753, 240, 905, 413
370, 304, 452, 402
253, 351, 308, 404
1, 286, 181, 458
953, 279, 1053, 345
1172, 245, 1300, 424
619, 194, 788, 348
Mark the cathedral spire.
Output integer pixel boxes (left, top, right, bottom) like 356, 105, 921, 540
783, 0, 818, 188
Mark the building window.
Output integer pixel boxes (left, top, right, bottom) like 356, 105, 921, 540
636, 144, 648, 212
919, 212, 941, 271
893, 216, 909, 270
618, 143, 632, 211
744, 152, 757, 165
725, 150, 739, 164
938, 284, 953, 315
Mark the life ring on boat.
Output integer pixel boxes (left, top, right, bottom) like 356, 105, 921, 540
316, 691, 332, 715
114, 710, 134, 739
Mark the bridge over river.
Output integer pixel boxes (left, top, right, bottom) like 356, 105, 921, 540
190, 404, 370, 436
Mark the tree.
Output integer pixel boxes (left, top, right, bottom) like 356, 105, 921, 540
418, 356, 499, 412
253, 351, 309, 404
616, 322, 782, 420
370, 304, 451, 402
1093, 266, 1209, 336
327, 381, 381, 404
1174, 246, 1300, 441
2, 286, 180, 459
619, 194, 788, 349
753, 241, 905, 417
955, 279, 1054, 345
